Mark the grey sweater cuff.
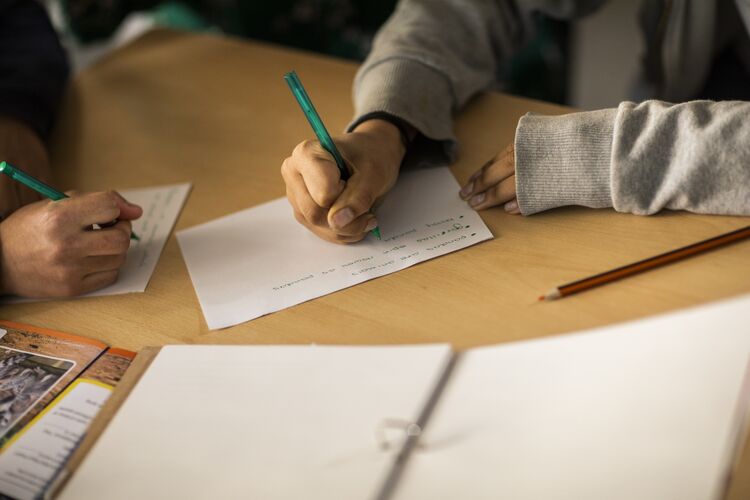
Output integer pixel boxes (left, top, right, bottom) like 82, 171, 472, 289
514, 109, 617, 215
349, 58, 458, 163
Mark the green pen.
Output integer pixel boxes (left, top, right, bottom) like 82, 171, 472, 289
0, 161, 140, 241
284, 70, 381, 240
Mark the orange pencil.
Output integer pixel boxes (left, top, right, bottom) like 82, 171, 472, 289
540, 225, 750, 301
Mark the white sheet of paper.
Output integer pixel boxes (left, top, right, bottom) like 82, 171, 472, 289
7, 183, 190, 302
59, 344, 454, 500
177, 167, 492, 329
393, 294, 750, 500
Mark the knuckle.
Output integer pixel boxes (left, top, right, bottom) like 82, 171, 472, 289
103, 190, 120, 209
88, 191, 118, 214
102, 190, 117, 200
281, 156, 305, 179
308, 184, 337, 206
40, 206, 67, 232
293, 139, 316, 158
280, 157, 293, 177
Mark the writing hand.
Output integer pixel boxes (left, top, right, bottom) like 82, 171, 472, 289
460, 143, 521, 214
281, 119, 405, 244
0, 191, 143, 297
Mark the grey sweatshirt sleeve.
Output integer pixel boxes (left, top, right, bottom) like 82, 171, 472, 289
349, 0, 515, 161
350, 0, 605, 161
515, 100, 750, 216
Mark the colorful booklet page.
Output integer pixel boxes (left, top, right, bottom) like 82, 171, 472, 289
0, 322, 135, 500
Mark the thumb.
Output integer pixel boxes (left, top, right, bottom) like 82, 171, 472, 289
327, 177, 376, 230
111, 191, 143, 221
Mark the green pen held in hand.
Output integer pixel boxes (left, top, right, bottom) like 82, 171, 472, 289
283, 70, 381, 240
0, 161, 140, 241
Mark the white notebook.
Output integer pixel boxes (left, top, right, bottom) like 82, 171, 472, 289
60, 294, 750, 500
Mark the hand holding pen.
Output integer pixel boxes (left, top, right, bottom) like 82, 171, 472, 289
0, 162, 142, 297
282, 71, 406, 244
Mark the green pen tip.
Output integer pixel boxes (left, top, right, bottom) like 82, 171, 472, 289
131, 232, 141, 241
372, 227, 381, 240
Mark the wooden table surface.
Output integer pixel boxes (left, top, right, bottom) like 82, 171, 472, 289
2, 29, 749, 497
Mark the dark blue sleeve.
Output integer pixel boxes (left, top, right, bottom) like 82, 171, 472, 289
0, 0, 70, 139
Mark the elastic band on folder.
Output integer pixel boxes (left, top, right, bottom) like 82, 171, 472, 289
374, 352, 459, 500
375, 418, 423, 451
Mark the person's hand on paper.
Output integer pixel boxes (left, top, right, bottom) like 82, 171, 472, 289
0, 118, 53, 220
460, 143, 521, 214
0, 191, 142, 297
282, 119, 405, 244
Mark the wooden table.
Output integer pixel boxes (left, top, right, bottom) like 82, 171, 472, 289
2, 29, 749, 497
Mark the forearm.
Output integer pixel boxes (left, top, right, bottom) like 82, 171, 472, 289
515, 100, 750, 216
0, 0, 70, 139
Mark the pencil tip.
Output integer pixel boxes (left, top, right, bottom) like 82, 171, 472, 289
539, 289, 561, 301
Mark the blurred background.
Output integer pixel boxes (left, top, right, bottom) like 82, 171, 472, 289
43, 0, 640, 110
